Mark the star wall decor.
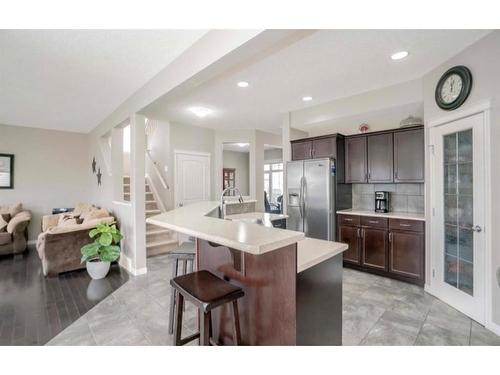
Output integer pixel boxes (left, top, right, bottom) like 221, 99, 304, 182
97, 168, 102, 186
92, 157, 97, 174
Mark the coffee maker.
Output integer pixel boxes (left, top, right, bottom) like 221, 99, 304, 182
375, 191, 390, 213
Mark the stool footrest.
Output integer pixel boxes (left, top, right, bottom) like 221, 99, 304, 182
178, 332, 200, 346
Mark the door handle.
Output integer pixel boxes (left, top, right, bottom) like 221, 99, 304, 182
357, 228, 361, 238
471, 225, 482, 233
389, 232, 393, 242
299, 177, 304, 218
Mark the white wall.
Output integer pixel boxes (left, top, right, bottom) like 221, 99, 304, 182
0, 124, 91, 240
264, 148, 282, 162
222, 150, 249, 195
422, 30, 500, 329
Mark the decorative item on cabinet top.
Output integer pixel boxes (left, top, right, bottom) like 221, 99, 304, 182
358, 123, 370, 133
399, 115, 423, 128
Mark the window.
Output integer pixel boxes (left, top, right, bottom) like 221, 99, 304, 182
264, 162, 283, 205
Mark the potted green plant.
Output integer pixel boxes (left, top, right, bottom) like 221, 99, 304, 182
81, 222, 122, 279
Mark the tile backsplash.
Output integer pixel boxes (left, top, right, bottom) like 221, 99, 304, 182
352, 183, 424, 213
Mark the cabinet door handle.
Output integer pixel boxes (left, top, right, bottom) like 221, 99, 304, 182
345, 218, 353, 222
368, 171, 371, 180
357, 228, 360, 238
368, 220, 379, 224
395, 171, 399, 180
389, 232, 393, 242
399, 223, 411, 227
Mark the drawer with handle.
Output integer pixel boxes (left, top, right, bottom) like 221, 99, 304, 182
338, 214, 360, 226
361, 216, 388, 229
389, 218, 424, 232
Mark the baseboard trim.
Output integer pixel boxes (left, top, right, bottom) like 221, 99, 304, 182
118, 253, 147, 276
486, 320, 500, 336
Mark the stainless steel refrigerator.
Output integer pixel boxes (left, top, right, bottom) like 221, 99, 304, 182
286, 158, 338, 240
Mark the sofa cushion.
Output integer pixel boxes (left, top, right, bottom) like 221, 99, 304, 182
48, 216, 114, 234
74, 203, 94, 218
1, 213, 11, 223
0, 215, 8, 232
0, 232, 11, 245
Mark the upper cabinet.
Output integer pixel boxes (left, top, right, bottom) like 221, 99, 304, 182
291, 127, 424, 184
367, 133, 394, 183
394, 129, 425, 183
291, 140, 313, 160
345, 137, 367, 183
291, 134, 345, 182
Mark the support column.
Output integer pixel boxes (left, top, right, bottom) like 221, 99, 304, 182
111, 127, 124, 201
130, 114, 147, 274
282, 113, 292, 214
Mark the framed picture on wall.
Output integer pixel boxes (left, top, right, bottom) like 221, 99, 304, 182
0, 154, 14, 189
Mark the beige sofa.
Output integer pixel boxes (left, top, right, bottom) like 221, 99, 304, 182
0, 203, 32, 256
36, 203, 115, 276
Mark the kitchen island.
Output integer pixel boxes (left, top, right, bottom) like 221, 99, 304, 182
147, 201, 347, 345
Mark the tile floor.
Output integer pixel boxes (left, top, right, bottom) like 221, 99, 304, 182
47, 254, 500, 346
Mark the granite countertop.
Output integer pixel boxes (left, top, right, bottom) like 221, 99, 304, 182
146, 201, 304, 255
336, 209, 425, 221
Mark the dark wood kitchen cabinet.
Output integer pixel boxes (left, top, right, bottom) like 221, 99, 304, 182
394, 128, 425, 183
337, 213, 425, 285
361, 227, 388, 270
291, 140, 313, 160
291, 134, 345, 182
338, 225, 361, 265
367, 133, 393, 183
345, 136, 367, 183
389, 219, 425, 280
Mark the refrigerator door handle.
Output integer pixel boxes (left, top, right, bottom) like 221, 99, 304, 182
299, 176, 304, 218
302, 177, 307, 219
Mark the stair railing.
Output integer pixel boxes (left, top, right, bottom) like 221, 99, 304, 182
146, 150, 169, 190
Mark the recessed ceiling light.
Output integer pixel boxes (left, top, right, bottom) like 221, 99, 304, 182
237, 81, 249, 88
189, 106, 212, 118
302, 96, 313, 102
391, 51, 409, 60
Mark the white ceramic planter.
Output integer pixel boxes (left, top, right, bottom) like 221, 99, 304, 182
86, 260, 111, 280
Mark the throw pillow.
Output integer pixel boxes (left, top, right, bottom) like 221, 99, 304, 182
0, 215, 8, 232
83, 208, 109, 223
1, 213, 11, 223
9, 203, 23, 217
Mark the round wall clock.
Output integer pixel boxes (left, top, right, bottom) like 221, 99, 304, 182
435, 65, 472, 111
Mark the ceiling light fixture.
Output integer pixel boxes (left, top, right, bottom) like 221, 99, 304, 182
236, 143, 249, 147
237, 81, 249, 88
391, 51, 409, 60
189, 106, 212, 118
302, 96, 313, 102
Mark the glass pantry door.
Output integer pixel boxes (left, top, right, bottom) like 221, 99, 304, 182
431, 112, 485, 323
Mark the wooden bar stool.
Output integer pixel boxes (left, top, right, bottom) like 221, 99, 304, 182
168, 241, 196, 334
170, 270, 244, 346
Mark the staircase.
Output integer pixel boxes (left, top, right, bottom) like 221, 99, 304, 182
123, 176, 178, 257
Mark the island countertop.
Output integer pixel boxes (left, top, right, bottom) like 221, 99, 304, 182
146, 201, 304, 255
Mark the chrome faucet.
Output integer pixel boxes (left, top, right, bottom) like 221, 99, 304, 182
220, 187, 244, 219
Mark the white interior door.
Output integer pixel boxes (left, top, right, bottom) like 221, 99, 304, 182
174, 151, 211, 208
430, 113, 485, 323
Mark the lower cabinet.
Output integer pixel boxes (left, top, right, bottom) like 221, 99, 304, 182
389, 230, 424, 280
338, 214, 425, 285
361, 227, 387, 270
338, 225, 360, 265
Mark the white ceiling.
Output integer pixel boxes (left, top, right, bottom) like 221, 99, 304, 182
145, 29, 490, 131
0, 29, 207, 133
